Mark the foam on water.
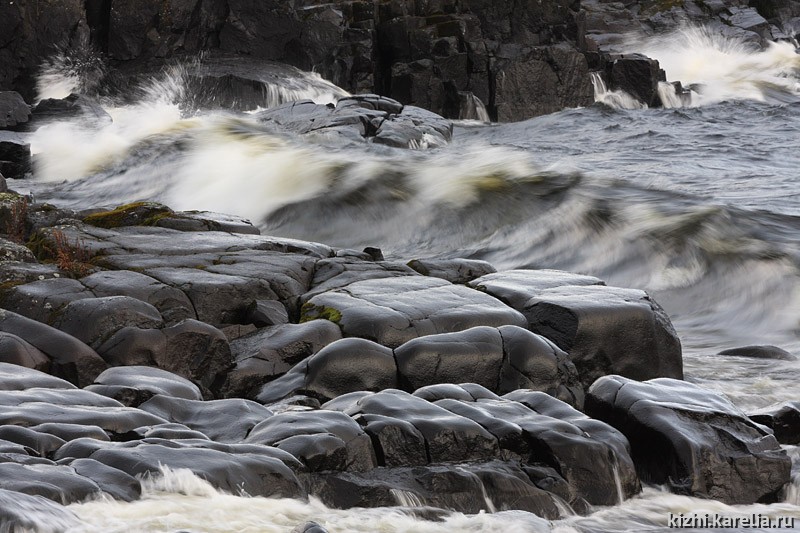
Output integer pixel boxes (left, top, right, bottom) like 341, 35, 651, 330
590, 73, 647, 110
627, 27, 800, 106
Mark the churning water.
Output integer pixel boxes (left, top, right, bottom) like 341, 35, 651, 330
12, 25, 800, 532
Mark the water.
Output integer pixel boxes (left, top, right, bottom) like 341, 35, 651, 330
11, 27, 800, 532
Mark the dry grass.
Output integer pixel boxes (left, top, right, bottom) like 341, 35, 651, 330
52, 229, 93, 277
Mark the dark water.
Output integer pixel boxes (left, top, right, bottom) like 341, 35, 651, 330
12, 27, 800, 531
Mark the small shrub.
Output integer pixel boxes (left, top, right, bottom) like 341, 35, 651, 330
51, 229, 93, 277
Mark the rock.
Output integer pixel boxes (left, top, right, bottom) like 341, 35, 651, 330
245, 410, 376, 473
87, 441, 305, 498
0, 238, 36, 263
52, 296, 164, 349
0, 462, 101, 504
0, 132, 31, 179
301, 276, 527, 348
718, 345, 796, 361
1, 277, 93, 325
223, 320, 342, 399
373, 105, 453, 148
65, 458, 142, 501
0, 332, 50, 371
81, 269, 195, 325
604, 54, 667, 108
86, 366, 203, 407
28, 423, 108, 443
0, 487, 79, 530
749, 402, 800, 444
28, 94, 111, 127
0, 362, 76, 391
0, 92, 30, 130
586, 375, 791, 504
0, 426, 65, 457
246, 299, 290, 327
0, 310, 107, 387
407, 258, 497, 284
303, 257, 419, 303
523, 285, 682, 388
138, 395, 273, 443
256, 337, 397, 404
291, 522, 329, 533
468, 269, 605, 310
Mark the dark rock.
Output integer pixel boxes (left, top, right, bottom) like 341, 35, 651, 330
718, 345, 796, 361
0, 332, 50, 371
0, 426, 65, 457
28, 423, 109, 443
0, 132, 31, 179
256, 337, 397, 404
52, 296, 164, 349
291, 522, 329, 533
0, 487, 79, 530
749, 402, 800, 445
223, 320, 342, 399
523, 285, 682, 387
245, 410, 376, 473
0, 462, 101, 504
0, 92, 30, 130
468, 269, 605, 310
373, 105, 453, 148
407, 258, 497, 284
0, 238, 36, 263
246, 299, 290, 327
301, 276, 527, 348
65, 458, 141, 501
81, 270, 195, 325
0, 362, 76, 391
0, 309, 107, 387
138, 395, 273, 443
586, 375, 791, 504
136, 423, 211, 441
28, 94, 111, 127
86, 366, 203, 407
1, 277, 93, 325
88, 441, 305, 498
303, 257, 419, 303
605, 54, 667, 108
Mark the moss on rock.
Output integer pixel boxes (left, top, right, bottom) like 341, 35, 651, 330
300, 303, 343, 325
83, 202, 175, 229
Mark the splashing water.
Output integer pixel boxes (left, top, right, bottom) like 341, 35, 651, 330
627, 27, 800, 106
590, 73, 647, 110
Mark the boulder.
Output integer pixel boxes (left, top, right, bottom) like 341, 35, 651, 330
65, 458, 142, 501
301, 276, 527, 348
718, 345, 796, 361
223, 320, 342, 399
86, 366, 203, 407
604, 54, 667, 108
468, 269, 605, 310
138, 395, 273, 443
523, 285, 682, 387
0, 332, 50, 371
0, 362, 76, 391
586, 376, 791, 504
245, 410, 376, 473
749, 402, 800, 445
0, 487, 79, 530
0, 310, 107, 387
256, 337, 397, 404
0, 462, 101, 504
407, 258, 497, 284
0, 132, 30, 179
0, 92, 30, 130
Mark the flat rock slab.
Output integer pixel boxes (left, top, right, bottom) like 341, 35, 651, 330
586, 375, 791, 504
523, 285, 682, 387
468, 269, 605, 310
407, 258, 497, 284
301, 276, 527, 348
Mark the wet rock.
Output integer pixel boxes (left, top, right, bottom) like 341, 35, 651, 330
0, 332, 50, 371
0, 131, 31, 179
0, 92, 29, 130
718, 345, 796, 361
407, 258, 497, 284
0, 238, 36, 263
138, 395, 273, 443
0, 362, 76, 391
523, 285, 682, 387
257, 337, 397, 404
81, 270, 195, 325
135, 423, 211, 441
329, 390, 500, 464
0, 487, 79, 530
245, 410, 376, 473
86, 366, 203, 407
0, 426, 65, 457
749, 402, 800, 445
291, 522, 329, 533
246, 299, 290, 327
301, 276, 527, 348
303, 257, 419, 303
28, 95, 111, 127
223, 320, 342, 399
28, 423, 109, 443
0, 462, 101, 504
586, 375, 791, 504
88, 441, 305, 498
604, 54, 667, 108
52, 296, 164, 349
468, 269, 605, 310
65, 458, 142, 501
373, 105, 453, 148
1, 277, 93, 325
0, 310, 107, 387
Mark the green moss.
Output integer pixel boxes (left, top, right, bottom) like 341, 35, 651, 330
83, 202, 174, 229
26, 230, 56, 261
300, 303, 343, 325
0, 192, 23, 203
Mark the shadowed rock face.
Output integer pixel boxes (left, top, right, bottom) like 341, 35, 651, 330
585, 375, 791, 505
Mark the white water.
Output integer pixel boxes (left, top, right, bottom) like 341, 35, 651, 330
589, 72, 646, 110
628, 27, 800, 106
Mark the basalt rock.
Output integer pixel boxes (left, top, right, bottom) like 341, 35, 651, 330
86, 366, 203, 407
407, 258, 497, 284
749, 402, 800, 445
586, 375, 791, 504
0, 92, 30, 130
0, 332, 50, 371
0, 132, 31, 179
468, 269, 605, 310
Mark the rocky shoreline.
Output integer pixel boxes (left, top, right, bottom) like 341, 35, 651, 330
0, 183, 793, 529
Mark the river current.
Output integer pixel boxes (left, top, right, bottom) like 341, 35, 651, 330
10, 26, 800, 532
